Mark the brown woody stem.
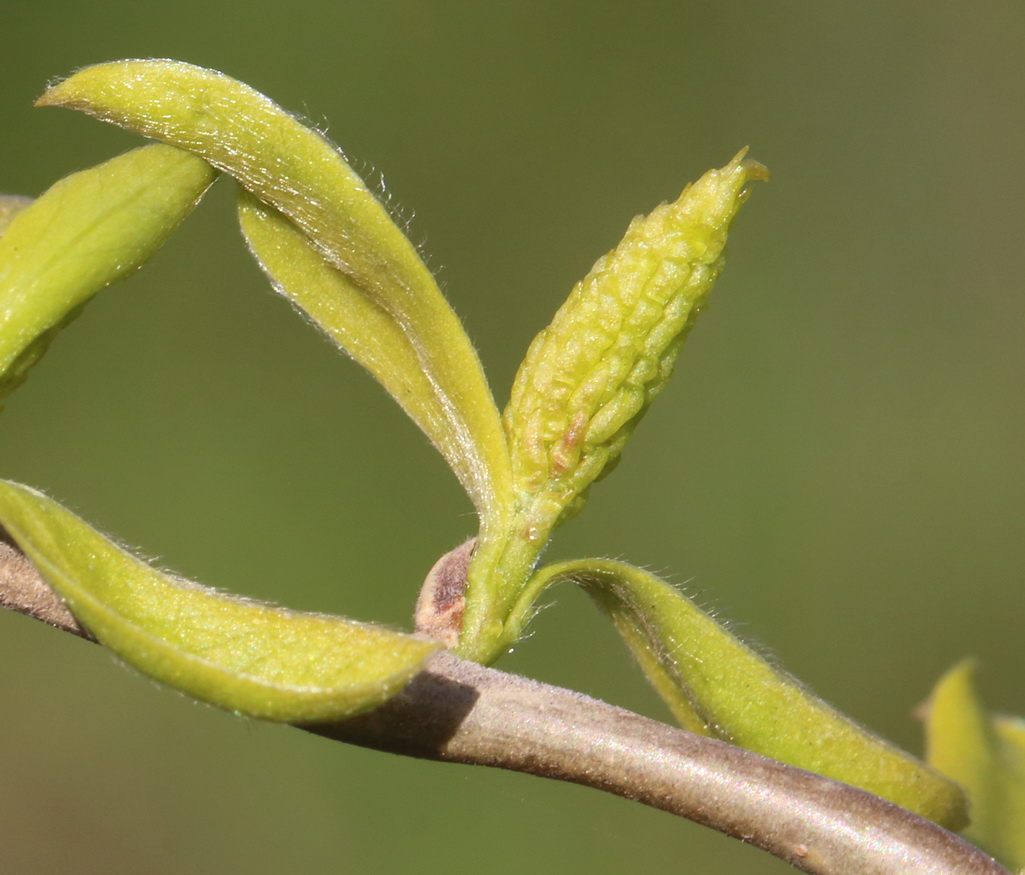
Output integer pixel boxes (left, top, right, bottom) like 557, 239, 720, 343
0, 531, 1007, 875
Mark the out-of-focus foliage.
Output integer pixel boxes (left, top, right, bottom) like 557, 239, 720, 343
0, 145, 214, 398
927, 662, 1025, 869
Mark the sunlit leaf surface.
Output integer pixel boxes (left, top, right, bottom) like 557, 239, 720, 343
0, 481, 438, 722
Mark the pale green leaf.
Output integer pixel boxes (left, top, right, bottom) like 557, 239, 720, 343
238, 189, 456, 470
521, 559, 968, 830
0, 480, 438, 722
39, 59, 512, 520
0, 144, 216, 399
926, 661, 1025, 868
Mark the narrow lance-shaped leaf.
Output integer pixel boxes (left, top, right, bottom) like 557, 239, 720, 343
926, 660, 1025, 868
39, 60, 513, 521
456, 155, 765, 662
238, 189, 455, 464
519, 559, 969, 831
0, 480, 438, 722
0, 144, 216, 399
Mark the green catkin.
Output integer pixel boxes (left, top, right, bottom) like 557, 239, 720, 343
0, 195, 33, 236
504, 151, 767, 529
459, 154, 766, 661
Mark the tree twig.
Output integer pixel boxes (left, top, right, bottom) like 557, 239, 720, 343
0, 532, 1007, 875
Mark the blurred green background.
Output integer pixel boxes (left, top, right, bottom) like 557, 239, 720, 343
2, 2, 1023, 872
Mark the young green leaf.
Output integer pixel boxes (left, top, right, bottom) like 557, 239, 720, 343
0, 480, 438, 722
238, 189, 463, 481
457, 155, 765, 662
39, 60, 512, 521
0, 145, 215, 399
926, 660, 1025, 867
520, 559, 969, 830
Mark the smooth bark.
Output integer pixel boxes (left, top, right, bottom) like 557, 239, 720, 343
0, 531, 1007, 875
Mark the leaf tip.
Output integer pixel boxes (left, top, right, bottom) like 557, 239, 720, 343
35, 70, 83, 108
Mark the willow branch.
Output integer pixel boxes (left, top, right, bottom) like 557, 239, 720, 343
0, 533, 1006, 875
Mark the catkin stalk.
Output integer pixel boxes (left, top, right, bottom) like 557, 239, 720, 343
458, 153, 766, 662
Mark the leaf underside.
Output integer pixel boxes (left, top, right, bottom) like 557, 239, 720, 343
39, 59, 512, 522
530, 559, 969, 830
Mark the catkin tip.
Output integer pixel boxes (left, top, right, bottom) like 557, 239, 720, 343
727, 150, 769, 204
742, 159, 770, 183
731, 147, 770, 183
